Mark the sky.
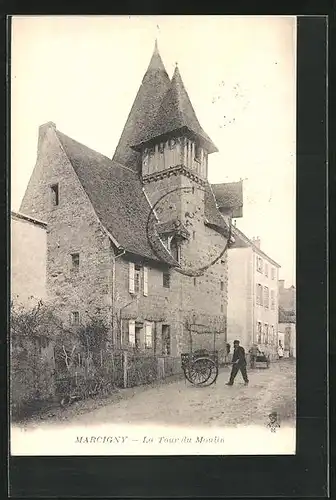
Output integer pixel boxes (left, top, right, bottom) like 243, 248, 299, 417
11, 15, 296, 286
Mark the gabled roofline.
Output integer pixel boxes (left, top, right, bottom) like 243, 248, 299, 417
231, 225, 281, 268
11, 210, 48, 229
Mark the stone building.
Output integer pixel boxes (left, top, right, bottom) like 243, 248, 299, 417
227, 227, 280, 359
11, 211, 47, 307
19, 42, 243, 358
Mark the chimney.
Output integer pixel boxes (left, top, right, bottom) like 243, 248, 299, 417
252, 236, 261, 249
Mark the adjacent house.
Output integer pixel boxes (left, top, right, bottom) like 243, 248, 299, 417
278, 280, 296, 358
18, 42, 243, 359
11, 211, 47, 307
227, 227, 280, 359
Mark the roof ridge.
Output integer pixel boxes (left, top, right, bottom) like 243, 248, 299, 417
55, 130, 112, 163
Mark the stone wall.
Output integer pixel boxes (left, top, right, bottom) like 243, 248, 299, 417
20, 124, 113, 329
20, 124, 229, 359
143, 172, 228, 356
11, 214, 47, 307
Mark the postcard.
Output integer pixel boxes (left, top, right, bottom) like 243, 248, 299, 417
10, 15, 296, 457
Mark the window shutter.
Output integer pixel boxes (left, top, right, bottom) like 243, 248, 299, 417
129, 262, 135, 294
145, 321, 152, 348
129, 320, 135, 346
143, 266, 148, 296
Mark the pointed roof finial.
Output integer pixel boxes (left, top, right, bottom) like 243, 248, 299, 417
143, 38, 166, 76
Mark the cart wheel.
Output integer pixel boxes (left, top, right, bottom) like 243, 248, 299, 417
188, 358, 218, 387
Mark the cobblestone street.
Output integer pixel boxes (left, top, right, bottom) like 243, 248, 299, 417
40, 358, 295, 428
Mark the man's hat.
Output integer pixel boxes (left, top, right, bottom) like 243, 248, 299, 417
233, 339, 240, 344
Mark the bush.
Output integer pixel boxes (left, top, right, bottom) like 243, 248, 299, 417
10, 299, 60, 419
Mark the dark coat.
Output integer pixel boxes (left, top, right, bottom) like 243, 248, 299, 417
232, 346, 247, 365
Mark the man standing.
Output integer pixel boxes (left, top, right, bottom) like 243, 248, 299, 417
226, 340, 249, 386
249, 343, 260, 369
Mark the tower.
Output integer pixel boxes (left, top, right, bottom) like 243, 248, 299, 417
131, 62, 219, 270
112, 40, 171, 171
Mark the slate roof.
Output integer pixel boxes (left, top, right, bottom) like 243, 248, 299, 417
204, 183, 230, 237
132, 65, 218, 154
55, 129, 230, 262
43, 45, 237, 264
56, 130, 163, 262
112, 41, 171, 171
211, 181, 243, 218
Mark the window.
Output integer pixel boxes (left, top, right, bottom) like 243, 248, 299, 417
129, 320, 135, 346
271, 290, 275, 310
220, 281, 225, 291
145, 322, 153, 349
134, 265, 141, 293
220, 304, 224, 313
51, 183, 59, 206
70, 311, 80, 325
193, 277, 197, 287
71, 253, 79, 271
270, 325, 274, 343
194, 143, 201, 163
169, 138, 176, 150
264, 323, 269, 344
257, 321, 262, 343
256, 256, 263, 273
163, 271, 170, 288
256, 284, 263, 306
264, 286, 269, 309
193, 231, 196, 240
170, 237, 180, 263
134, 325, 142, 349
129, 262, 148, 295
162, 325, 171, 355
265, 262, 268, 277
271, 267, 276, 280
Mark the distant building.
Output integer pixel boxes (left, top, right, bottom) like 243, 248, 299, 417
278, 280, 296, 358
227, 228, 281, 359
11, 211, 47, 307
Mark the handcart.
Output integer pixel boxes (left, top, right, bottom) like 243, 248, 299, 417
255, 352, 270, 369
180, 321, 224, 387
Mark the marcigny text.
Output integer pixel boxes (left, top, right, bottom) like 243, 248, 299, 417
75, 436, 225, 445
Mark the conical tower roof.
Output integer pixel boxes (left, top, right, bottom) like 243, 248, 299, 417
112, 41, 171, 170
132, 65, 218, 153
